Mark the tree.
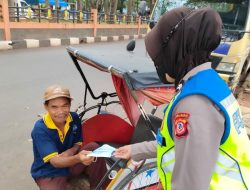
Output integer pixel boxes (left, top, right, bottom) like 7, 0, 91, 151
188, 0, 242, 2
45, 0, 49, 8
55, 0, 59, 8
127, 0, 134, 15
77, 0, 83, 10
110, 0, 118, 14
92, 0, 95, 8
117, 0, 126, 13
104, 0, 109, 14
148, 0, 154, 13
95, 0, 103, 12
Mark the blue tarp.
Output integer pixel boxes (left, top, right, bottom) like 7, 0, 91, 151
39, 0, 68, 7
26, 0, 68, 7
25, 0, 39, 5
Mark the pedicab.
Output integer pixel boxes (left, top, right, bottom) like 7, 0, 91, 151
67, 46, 175, 189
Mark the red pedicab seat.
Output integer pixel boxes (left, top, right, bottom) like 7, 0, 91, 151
82, 114, 134, 145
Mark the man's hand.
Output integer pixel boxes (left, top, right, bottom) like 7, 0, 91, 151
78, 150, 94, 165
49, 146, 93, 168
113, 145, 132, 160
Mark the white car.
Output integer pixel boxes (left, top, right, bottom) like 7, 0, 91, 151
19, 0, 34, 18
9, 0, 34, 18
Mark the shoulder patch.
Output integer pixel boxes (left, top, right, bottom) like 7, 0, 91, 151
174, 113, 190, 138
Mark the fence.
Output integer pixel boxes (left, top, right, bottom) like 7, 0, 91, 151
8, 5, 95, 24
0, 0, 149, 41
97, 12, 149, 25
7, 5, 149, 25
0, 3, 2, 21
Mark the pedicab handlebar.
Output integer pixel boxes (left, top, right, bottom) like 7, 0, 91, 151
67, 46, 126, 118
67, 46, 142, 106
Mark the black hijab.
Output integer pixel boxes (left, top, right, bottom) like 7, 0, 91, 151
145, 7, 222, 87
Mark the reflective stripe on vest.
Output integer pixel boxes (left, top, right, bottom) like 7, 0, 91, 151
216, 153, 241, 178
160, 150, 247, 190
160, 149, 243, 181
161, 149, 175, 173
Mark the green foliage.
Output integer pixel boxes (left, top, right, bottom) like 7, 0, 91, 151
134, 0, 140, 11
187, 0, 244, 3
117, 0, 126, 13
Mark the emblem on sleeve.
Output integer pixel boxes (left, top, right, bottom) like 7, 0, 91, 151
174, 113, 190, 138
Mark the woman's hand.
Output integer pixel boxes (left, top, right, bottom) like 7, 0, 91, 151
113, 145, 132, 160
78, 150, 94, 165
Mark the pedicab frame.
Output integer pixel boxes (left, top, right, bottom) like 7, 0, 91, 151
67, 46, 175, 189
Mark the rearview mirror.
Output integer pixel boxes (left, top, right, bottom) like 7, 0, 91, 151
149, 20, 156, 29
126, 40, 136, 52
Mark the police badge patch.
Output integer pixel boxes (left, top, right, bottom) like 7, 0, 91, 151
174, 113, 190, 138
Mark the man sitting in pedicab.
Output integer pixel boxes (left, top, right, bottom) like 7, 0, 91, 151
30, 84, 109, 190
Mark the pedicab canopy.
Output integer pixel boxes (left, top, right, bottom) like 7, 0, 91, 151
67, 47, 175, 127
67, 47, 175, 145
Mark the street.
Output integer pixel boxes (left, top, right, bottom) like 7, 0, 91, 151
0, 39, 250, 190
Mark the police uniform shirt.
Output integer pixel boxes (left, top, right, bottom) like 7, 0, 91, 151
130, 62, 225, 190
171, 62, 225, 190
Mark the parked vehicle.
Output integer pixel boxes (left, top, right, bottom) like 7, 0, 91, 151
38, 0, 69, 9
66, 46, 175, 189
149, 0, 250, 95
8, 0, 34, 18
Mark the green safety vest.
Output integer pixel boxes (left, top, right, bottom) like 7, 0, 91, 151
157, 69, 250, 190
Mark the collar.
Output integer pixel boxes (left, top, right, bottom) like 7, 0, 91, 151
43, 113, 72, 143
176, 62, 212, 92
183, 62, 212, 81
